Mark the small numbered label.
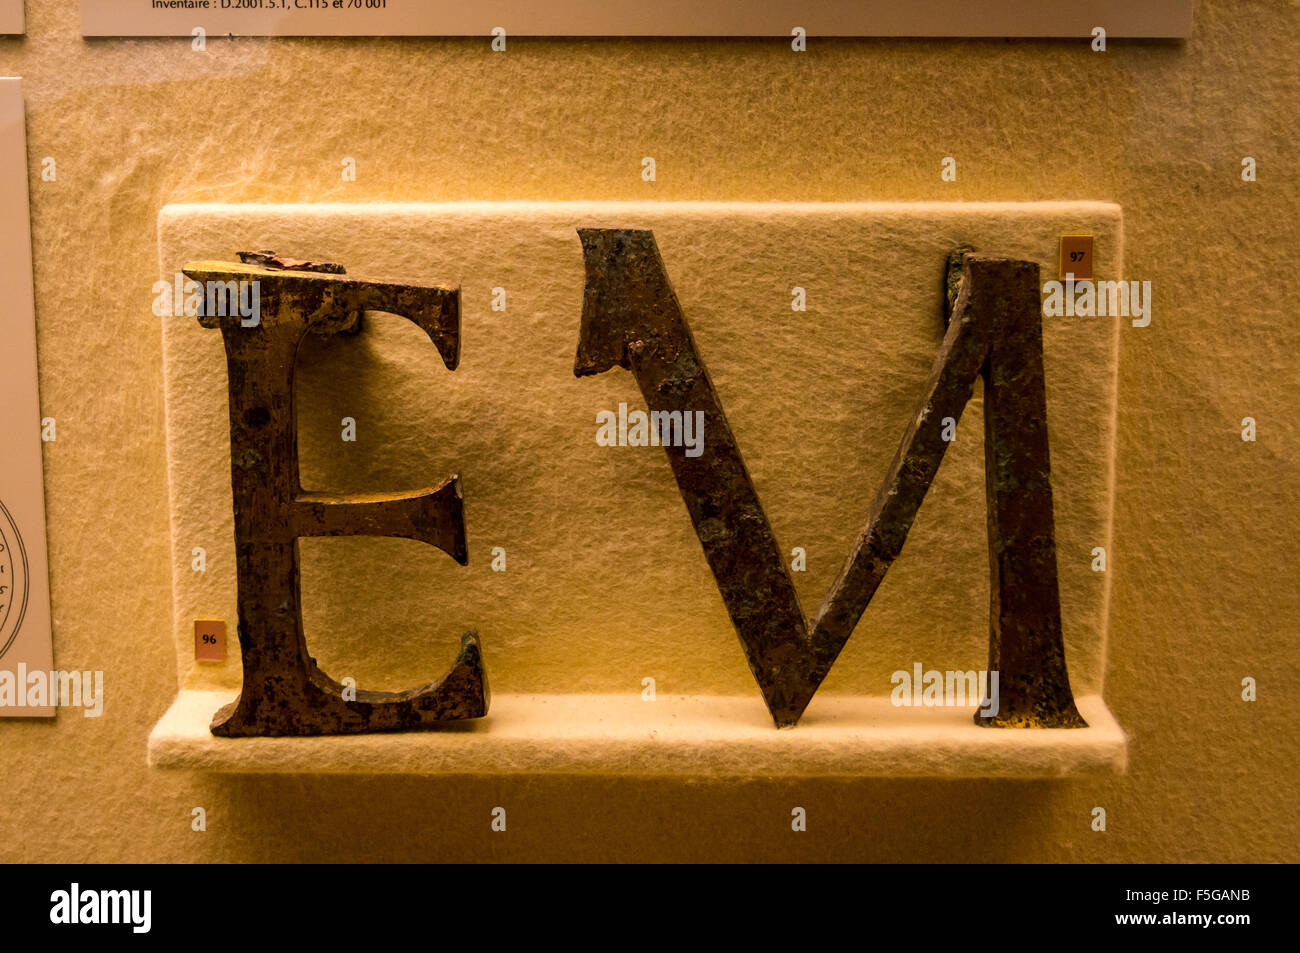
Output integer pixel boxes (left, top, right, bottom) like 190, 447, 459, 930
1059, 235, 1094, 280
194, 619, 226, 662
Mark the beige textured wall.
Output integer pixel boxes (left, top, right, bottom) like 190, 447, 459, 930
1, 0, 1296, 862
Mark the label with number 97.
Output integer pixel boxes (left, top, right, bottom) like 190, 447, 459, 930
1059, 235, 1094, 281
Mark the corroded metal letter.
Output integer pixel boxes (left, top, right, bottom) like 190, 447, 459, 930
574, 230, 1084, 729
188, 256, 488, 736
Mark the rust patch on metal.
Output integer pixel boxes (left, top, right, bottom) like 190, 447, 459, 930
237, 249, 347, 274
187, 258, 487, 737
574, 229, 1085, 729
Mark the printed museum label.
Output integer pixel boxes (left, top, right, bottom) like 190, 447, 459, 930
0, 79, 55, 717
81, 1, 1194, 38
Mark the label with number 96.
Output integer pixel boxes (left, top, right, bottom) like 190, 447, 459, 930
194, 619, 226, 662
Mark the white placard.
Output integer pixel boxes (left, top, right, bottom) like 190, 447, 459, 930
0, 0, 23, 36
0, 78, 55, 717
81, 1, 1194, 38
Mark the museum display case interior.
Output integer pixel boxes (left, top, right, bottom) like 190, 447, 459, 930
0, 0, 1294, 863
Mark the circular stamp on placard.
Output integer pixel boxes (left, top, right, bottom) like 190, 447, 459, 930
0, 498, 30, 662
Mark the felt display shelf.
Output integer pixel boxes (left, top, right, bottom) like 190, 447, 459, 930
149, 690, 1127, 777
153, 201, 1127, 778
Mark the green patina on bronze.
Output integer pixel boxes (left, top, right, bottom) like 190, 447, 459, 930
574, 230, 1085, 729
188, 254, 488, 737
